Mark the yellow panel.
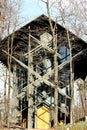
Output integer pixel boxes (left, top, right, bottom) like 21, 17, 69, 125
37, 106, 50, 129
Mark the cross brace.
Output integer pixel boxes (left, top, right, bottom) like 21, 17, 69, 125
24, 34, 61, 58
2, 48, 87, 99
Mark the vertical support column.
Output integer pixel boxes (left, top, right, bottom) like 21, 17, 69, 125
50, 96, 54, 127
67, 29, 74, 124
70, 62, 74, 124
34, 87, 37, 128
28, 26, 34, 129
71, 68, 74, 123
64, 96, 66, 124
54, 30, 58, 126
12, 63, 19, 124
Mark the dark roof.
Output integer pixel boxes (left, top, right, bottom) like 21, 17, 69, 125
0, 14, 87, 79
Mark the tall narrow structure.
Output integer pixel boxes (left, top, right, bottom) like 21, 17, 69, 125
0, 15, 87, 128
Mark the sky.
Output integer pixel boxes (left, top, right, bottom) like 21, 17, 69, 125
20, 0, 46, 24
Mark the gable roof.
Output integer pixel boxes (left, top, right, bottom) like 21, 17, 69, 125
0, 14, 87, 79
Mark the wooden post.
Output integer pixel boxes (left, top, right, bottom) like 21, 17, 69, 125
66, 29, 74, 124
54, 32, 58, 126
27, 26, 34, 129
12, 63, 19, 124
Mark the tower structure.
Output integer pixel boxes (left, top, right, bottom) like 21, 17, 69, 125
0, 15, 87, 128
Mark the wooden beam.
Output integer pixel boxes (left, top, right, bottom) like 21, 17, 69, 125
2, 48, 86, 99
2, 50, 70, 97
24, 34, 61, 58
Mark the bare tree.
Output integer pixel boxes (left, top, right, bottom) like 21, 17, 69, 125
76, 78, 87, 119
41, 0, 59, 126
0, 0, 23, 127
40, 0, 86, 125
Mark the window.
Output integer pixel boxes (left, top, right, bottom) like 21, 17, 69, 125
59, 46, 70, 63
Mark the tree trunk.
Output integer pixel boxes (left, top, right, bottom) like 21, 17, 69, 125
4, 69, 7, 124
66, 29, 74, 124
46, 0, 58, 126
